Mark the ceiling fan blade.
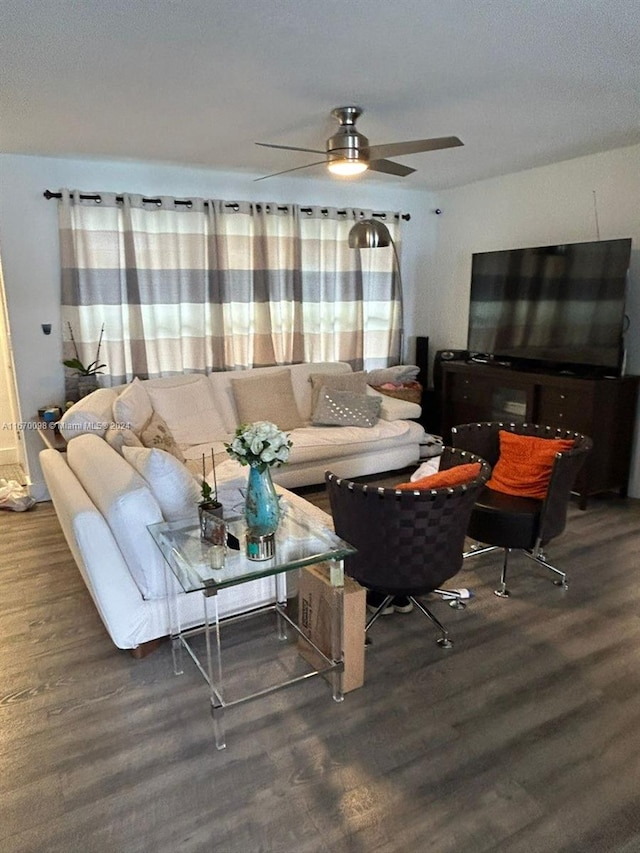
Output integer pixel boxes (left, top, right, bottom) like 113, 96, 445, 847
255, 142, 325, 155
254, 159, 328, 182
368, 136, 464, 160
369, 159, 415, 177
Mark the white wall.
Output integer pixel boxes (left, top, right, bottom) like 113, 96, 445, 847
0, 153, 435, 498
3, 145, 638, 500
0, 261, 21, 465
425, 143, 640, 497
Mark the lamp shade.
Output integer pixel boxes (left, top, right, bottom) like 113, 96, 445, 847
348, 219, 392, 249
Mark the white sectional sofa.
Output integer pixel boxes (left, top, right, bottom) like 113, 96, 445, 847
57, 361, 424, 488
40, 436, 334, 655
41, 362, 424, 655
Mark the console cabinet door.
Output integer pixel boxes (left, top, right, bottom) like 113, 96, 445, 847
443, 367, 534, 432
443, 371, 491, 426
538, 378, 638, 504
536, 382, 598, 504
535, 383, 594, 434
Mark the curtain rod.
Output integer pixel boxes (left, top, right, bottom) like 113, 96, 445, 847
43, 190, 410, 221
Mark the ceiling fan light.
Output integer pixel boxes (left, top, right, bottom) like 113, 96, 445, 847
327, 159, 369, 176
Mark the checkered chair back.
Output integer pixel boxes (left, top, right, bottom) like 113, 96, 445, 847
325, 448, 491, 597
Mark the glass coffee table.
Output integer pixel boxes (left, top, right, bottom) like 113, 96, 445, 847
148, 500, 356, 749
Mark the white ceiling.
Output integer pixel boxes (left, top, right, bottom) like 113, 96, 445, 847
1, 0, 639, 190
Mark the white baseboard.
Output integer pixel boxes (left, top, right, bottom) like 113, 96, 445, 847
0, 447, 20, 465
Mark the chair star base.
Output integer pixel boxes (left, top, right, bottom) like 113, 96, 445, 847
465, 541, 570, 596
325, 453, 490, 656
453, 421, 591, 599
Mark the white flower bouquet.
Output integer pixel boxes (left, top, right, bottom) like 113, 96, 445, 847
225, 421, 293, 472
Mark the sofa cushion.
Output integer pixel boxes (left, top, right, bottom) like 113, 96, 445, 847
66, 434, 167, 600
123, 446, 201, 522
58, 387, 119, 441
145, 375, 227, 445
312, 389, 382, 428
112, 377, 153, 435
287, 419, 413, 464
139, 410, 185, 463
181, 440, 234, 478
231, 369, 304, 430
309, 370, 368, 412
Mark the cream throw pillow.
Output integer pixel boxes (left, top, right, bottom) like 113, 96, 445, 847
112, 377, 153, 435
144, 375, 227, 445
139, 411, 185, 463
123, 446, 201, 523
231, 369, 304, 430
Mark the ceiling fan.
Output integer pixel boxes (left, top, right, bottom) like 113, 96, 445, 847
255, 106, 463, 181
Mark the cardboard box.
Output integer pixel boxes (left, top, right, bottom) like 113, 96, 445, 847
297, 563, 366, 693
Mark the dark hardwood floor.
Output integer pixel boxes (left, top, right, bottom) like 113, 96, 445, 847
2, 479, 640, 853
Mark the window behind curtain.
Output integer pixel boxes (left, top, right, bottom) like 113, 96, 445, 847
58, 190, 403, 391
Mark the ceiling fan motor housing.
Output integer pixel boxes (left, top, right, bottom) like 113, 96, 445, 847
327, 127, 370, 163
328, 107, 369, 164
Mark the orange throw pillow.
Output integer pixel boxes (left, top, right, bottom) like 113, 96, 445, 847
486, 431, 575, 499
396, 462, 482, 491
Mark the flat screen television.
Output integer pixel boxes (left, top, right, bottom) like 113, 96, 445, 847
467, 238, 632, 377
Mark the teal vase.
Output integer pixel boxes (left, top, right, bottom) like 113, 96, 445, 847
244, 464, 280, 539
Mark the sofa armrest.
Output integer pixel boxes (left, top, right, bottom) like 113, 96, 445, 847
40, 449, 148, 649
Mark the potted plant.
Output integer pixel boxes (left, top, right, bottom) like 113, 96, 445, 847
198, 450, 223, 541
63, 322, 107, 398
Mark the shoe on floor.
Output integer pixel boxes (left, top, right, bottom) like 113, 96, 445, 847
392, 596, 414, 614
366, 591, 394, 615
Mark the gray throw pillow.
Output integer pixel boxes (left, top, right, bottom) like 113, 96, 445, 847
312, 390, 382, 428
309, 371, 368, 412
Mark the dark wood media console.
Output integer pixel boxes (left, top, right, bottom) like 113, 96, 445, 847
440, 361, 639, 508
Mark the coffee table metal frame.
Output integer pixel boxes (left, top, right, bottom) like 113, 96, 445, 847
148, 505, 355, 749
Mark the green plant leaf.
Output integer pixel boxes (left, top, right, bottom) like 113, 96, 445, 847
63, 358, 88, 374
200, 479, 213, 501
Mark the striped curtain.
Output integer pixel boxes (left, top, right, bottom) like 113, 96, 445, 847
58, 190, 402, 390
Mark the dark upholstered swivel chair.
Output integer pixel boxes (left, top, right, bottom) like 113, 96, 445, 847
451, 422, 592, 598
325, 447, 491, 648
